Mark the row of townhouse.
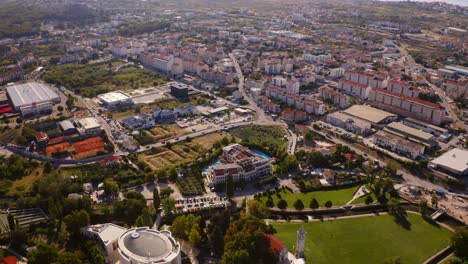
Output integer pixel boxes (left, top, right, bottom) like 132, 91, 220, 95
319, 86, 351, 109
338, 70, 388, 100
368, 88, 445, 125
265, 85, 326, 115
386, 79, 421, 98
344, 70, 387, 88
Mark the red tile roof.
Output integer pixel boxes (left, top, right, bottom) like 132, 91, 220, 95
266, 234, 285, 252
2, 256, 18, 264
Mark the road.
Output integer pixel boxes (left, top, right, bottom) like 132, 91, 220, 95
229, 53, 269, 123
308, 124, 449, 192
229, 52, 297, 153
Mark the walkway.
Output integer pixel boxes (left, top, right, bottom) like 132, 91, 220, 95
176, 239, 199, 264
346, 185, 369, 205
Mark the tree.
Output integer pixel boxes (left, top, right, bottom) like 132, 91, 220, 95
247, 200, 270, 219
135, 208, 153, 227
221, 215, 278, 264
7, 214, 15, 231
209, 226, 224, 256
28, 243, 59, 264
310, 198, 319, 209
162, 197, 176, 217
171, 214, 202, 241
43, 161, 52, 174
431, 193, 440, 208
325, 200, 332, 208
419, 199, 430, 217
63, 209, 90, 238
10, 227, 27, 249
153, 187, 160, 210
188, 224, 202, 247
451, 227, 468, 260
226, 174, 234, 199
293, 199, 304, 211
388, 198, 403, 215
103, 178, 118, 197
277, 199, 287, 209
54, 251, 85, 264
57, 105, 64, 112
265, 198, 274, 208
365, 195, 374, 205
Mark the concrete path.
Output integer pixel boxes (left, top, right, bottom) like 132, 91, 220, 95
176, 239, 199, 264
346, 185, 369, 205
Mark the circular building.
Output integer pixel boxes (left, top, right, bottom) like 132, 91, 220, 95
117, 227, 181, 264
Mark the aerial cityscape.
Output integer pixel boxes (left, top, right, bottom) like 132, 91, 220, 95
0, 0, 466, 263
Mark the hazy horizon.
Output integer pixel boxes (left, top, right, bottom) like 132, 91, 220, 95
378, 0, 468, 7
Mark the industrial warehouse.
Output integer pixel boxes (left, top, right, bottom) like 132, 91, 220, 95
5, 82, 61, 117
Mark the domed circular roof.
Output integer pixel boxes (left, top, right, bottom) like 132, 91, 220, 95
119, 228, 174, 261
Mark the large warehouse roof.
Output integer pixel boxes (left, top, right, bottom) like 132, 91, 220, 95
431, 148, 468, 175
344, 105, 396, 124
97, 91, 131, 103
6, 82, 60, 108
386, 122, 434, 141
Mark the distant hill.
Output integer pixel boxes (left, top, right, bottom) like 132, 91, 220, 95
0, 3, 107, 39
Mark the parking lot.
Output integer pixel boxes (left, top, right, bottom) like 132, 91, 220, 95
175, 196, 229, 213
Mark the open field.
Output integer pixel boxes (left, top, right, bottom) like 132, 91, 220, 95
7, 166, 43, 196
260, 186, 360, 208
229, 125, 287, 152
139, 132, 231, 171
271, 214, 452, 264
146, 124, 186, 141
42, 60, 167, 97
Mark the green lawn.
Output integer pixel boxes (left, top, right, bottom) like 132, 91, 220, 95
260, 187, 359, 208
271, 214, 452, 264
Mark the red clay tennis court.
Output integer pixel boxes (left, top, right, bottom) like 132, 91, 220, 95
46, 136, 105, 159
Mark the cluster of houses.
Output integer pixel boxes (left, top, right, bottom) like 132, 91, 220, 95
121, 105, 197, 130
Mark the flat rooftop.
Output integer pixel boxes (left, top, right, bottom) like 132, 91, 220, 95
431, 148, 468, 174
344, 105, 396, 124
404, 118, 448, 133
6, 82, 60, 108
386, 122, 434, 141
78, 117, 100, 130
97, 91, 131, 103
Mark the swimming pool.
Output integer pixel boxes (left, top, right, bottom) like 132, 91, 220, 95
251, 149, 271, 160
202, 159, 222, 173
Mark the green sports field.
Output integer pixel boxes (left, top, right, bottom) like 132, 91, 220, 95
261, 186, 360, 208
271, 213, 452, 264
